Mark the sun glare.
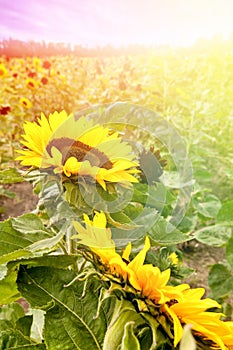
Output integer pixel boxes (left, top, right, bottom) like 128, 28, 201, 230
1, 0, 233, 47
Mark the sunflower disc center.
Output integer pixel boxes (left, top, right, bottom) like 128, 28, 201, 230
47, 137, 113, 170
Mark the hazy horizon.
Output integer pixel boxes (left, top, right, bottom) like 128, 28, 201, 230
1, 0, 233, 48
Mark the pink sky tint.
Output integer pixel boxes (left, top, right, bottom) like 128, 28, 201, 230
1, 0, 233, 47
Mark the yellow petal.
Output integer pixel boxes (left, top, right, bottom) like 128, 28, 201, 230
128, 236, 150, 272
122, 242, 132, 261
164, 304, 184, 347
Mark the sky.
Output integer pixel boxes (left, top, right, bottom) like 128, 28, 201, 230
1, 0, 233, 47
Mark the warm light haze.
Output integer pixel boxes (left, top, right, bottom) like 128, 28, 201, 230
1, 0, 233, 47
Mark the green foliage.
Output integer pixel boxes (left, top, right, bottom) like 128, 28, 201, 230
217, 200, 233, 222
0, 168, 24, 184
120, 322, 141, 350
1, 47, 233, 348
208, 263, 233, 299
193, 223, 232, 247
192, 194, 221, 219
0, 303, 45, 349
17, 266, 111, 350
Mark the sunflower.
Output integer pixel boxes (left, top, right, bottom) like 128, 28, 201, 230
25, 77, 39, 89
16, 110, 70, 167
72, 212, 187, 300
33, 57, 41, 68
0, 105, 11, 115
73, 212, 233, 349
0, 63, 8, 78
19, 97, 32, 109
41, 76, 49, 85
72, 212, 149, 284
163, 288, 233, 349
17, 111, 139, 189
73, 211, 131, 280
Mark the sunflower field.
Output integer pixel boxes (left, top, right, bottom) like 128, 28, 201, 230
0, 42, 233, 350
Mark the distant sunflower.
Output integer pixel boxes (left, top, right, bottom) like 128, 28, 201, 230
41, 76, 49, 85
33, 57, 41, 68
25, 77, 39, 89
16, 111, 139, 189
0, 63, 8, 78
0, 105, 11, 115
19, 97, 32, 109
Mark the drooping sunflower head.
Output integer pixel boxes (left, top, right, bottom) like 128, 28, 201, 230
17, 110, 140, 189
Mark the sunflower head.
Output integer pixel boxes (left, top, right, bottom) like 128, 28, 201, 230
19, 97, 32, 109
25, 77, 39, 89
0, 63, 8, 78
16, 110, 140, 190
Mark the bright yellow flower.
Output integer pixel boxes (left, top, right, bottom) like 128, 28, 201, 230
25, 77, 39, 89
73, 213, 185, 298
73, 213, 179, 300
19, 97, 32, 109
0, 63, 8, 78
72, 212, 233, 349
73, 212, 129, 280
163, 287, 233, 349
133, 264, 188, 304
33, 57, 41, 68
17, 113, 139, 189
16, 110, 70, 167
169, 252, 179, 265
73, 212, 115, 251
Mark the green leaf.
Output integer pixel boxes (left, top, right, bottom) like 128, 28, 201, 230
17, 266, 113, 350
0, 214, 65, 265
0, 268, 21, 305
16, 315, 33, 338
193, 194, 222, 218
103, 299, 145, 350
141, 313, 159, 350
177, 215, 197, 233
13, 255, 78, 270
0, 215, 51, 263
132, 183, 167, 210
0, 263, 8, 281
28, 230, 65, 253
111, 208, 159, 246
0, 186, 15, 198
11, 214, 50, 235
0, 305, 44, 349
208, 264, 233, 299
0, 303, 24, 323
149, 218, 191, 245
0, 168, 24, 184
217, 200, 233, 222
226, 236, 233, 270
0, 328, 45, 349
193, 169, 212, 182
193, 224, 232, 247
120, 322, 141, 350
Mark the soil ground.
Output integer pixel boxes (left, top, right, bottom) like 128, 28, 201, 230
0, 182, 38, 220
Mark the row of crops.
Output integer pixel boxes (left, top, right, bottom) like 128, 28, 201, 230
0, 44, 233, 349
1, 48, 233, 195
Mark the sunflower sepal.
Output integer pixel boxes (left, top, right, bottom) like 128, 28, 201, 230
102, 297, 145, 350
